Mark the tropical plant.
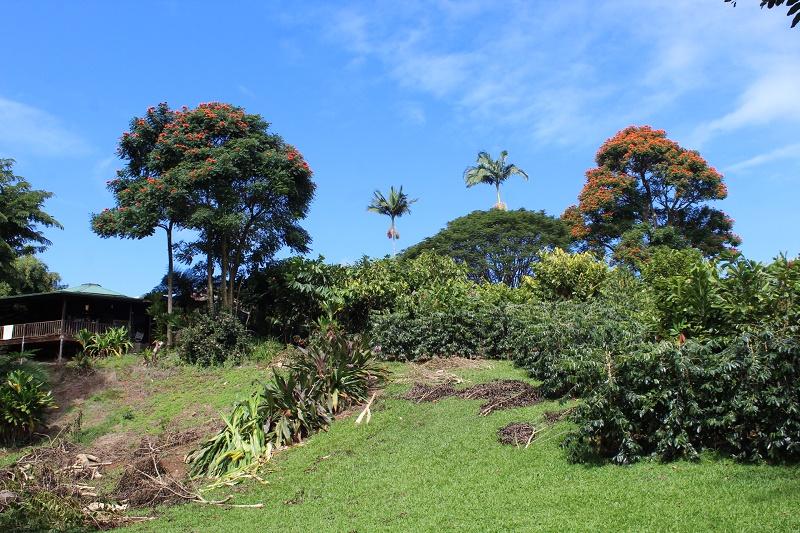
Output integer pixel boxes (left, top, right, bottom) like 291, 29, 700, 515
367, 186, 417, 256
523, 248, 609, 301
0, 159, 62, 284
75, 327, 133, 358
0, 369, 56, 445
187, 330, 386, 478
463, 150, 529, 210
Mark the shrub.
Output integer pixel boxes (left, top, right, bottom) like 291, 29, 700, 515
187, 330, 386, 478
522, 248, 608, 301
0, 369, 56, 445
564, 331, 800, 464
178, 311, 251, 366
507, 298, 651, 397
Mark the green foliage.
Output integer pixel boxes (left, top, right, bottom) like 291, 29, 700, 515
177, 311, 251, 366
565, 332, 800, 464
508, 298, 650, 397
76, 327, 133, 358
0, 255, 62, 296
243, 256, 347, 340
0, 477, 88, 533
187, 331, 386, 478
404, 209, 571, 287
0, 369, 56, 445
342, 252, 469, 331
522, 248, 609, 300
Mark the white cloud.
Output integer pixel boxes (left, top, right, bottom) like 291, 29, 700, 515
727, 142, 800, 173
0, 96, 91, 156
315, 0, 800, 147
698, 66, 800, 140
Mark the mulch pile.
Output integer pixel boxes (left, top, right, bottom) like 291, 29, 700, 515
403, 379, 542, 416
497, 423, 537, 446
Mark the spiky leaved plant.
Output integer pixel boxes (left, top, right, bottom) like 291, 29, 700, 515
463, 150, 529, 210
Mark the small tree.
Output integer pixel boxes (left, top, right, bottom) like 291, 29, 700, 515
463, 150, 529, 210
367, 186, 417, 257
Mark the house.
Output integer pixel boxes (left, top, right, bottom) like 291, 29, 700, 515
0, 283, 150, 361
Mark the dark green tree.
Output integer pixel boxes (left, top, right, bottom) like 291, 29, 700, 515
404, 209, 571, 287
0, 159, 62, 280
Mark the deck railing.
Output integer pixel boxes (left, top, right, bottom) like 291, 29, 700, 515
4, 320, 128, 340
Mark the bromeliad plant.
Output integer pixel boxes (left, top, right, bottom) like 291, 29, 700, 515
0, 369, 56, 445
187, 330, 387, 478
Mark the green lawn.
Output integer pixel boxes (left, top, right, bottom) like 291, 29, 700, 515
122, 361, 800, 532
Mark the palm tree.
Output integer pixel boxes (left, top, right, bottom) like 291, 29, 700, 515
367, 186, 417, 257
463, 150, 529, 210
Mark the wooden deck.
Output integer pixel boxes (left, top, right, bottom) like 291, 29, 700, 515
0, 319, 128, 346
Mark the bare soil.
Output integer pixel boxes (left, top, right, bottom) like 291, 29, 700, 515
403, 379, 542, 415
497, 423, 537, 446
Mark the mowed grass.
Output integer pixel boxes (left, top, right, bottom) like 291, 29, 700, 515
124, 361, 800, 532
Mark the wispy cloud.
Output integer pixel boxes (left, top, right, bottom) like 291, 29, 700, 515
0, 96, 91, 156
315, 0, 800, 148
727, 142, 800, 173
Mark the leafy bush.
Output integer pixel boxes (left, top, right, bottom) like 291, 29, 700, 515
507, 298, 651, 397
187, 331, 386, 477
0, 369, 56, 445
177, 311, 251, 366
243, 257, 348, 341
564, 331, 800, 464
522, 248, 609, 300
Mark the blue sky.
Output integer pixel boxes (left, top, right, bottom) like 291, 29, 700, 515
2, 0, 798, 297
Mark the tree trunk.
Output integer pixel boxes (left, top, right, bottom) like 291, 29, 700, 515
220, 238, 229, 309
165, 223, 174, 348
496, 183, 502, 207
206, 246, 214, 313
391, 217, 396, 258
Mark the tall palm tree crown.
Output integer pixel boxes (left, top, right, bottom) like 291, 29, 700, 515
463, 150, 529, 210
367, 185, 417, 256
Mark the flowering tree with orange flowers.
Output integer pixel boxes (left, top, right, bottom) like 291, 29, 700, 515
562, 125, 740, 265
150, 102, 315, 309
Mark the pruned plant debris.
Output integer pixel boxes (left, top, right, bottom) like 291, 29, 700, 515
403, 379, 542, 415
497, 423, 537, 446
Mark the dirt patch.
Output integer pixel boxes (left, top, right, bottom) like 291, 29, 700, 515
403, 383, 458, 403
543, 408, 572, 424
497, 423, 537, 446
403, 379, 542, 415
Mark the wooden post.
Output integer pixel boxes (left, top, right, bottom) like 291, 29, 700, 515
58, 297, 67, 363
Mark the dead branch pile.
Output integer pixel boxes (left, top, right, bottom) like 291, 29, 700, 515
497, 423, 537, 446
403, 379, 542, 415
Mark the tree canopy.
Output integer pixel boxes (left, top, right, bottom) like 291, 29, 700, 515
562, 125, 740, 264
0, 255, 62, 296
404, 209, 571, 287
0, 159, 62, 279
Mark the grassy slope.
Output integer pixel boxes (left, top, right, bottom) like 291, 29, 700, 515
121, 361, 800, 533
